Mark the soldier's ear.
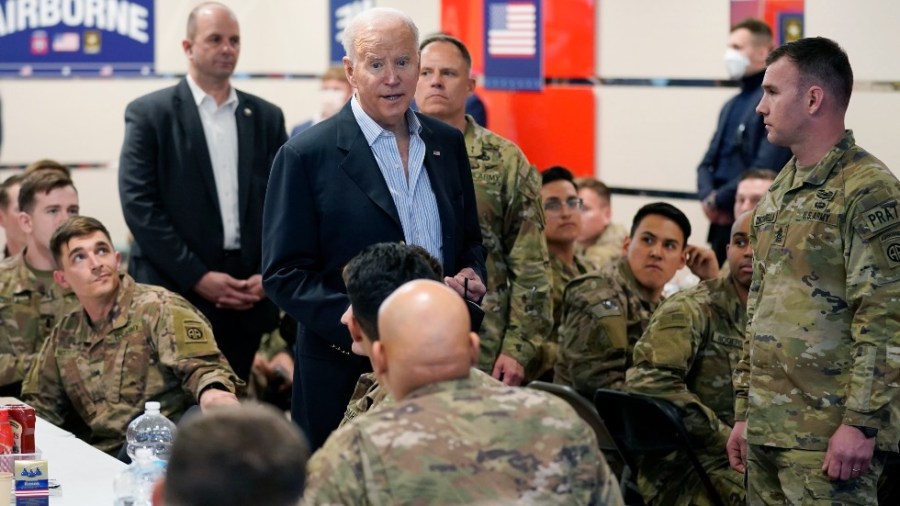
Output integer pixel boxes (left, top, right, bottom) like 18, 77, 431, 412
52, 270, 70, 290
467, 332, 480, 366
17, 212, 32, 235
371, 341, 387, 376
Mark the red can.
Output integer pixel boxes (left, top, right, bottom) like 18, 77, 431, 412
2, 405, 36, 454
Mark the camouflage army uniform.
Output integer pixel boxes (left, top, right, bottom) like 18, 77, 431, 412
530, 253, 590, 380
579, 222, 628, 270
304, 370, 624, 505
734, 131, 900, 504
626, 275, 747, 506
555, 257, 659, 395
22, 274, 240, 455
339, 367, 502, 428
464, 116, 552, 377
0, 251, 79, 390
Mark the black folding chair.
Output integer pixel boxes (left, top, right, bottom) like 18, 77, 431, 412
593, 388, 726, 506
527, 381, 632, 497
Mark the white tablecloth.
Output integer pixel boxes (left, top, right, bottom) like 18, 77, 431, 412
0, 398, 126, 505
35, 417, 126, 505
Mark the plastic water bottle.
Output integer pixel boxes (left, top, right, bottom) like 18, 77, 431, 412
113, 447, 164, 506
125, 402, 177, 462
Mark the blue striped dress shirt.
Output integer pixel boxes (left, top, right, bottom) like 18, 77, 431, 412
350, 96, 443, 264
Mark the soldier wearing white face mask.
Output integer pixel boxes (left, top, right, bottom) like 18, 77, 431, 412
290, 66, 353, 137
697, 18, 791, 266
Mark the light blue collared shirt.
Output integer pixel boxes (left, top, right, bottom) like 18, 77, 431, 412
350, 96, 443, 264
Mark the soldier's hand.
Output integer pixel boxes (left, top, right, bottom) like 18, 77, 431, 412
491, 353, 525, 386
685, 245, 719, 280
199, 388, 240, 411
445, 268, 486, 302
822, 424, 876, 481
727, 421, 748, 473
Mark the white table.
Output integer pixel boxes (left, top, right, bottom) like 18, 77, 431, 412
0, 399, 126, 505
34, 417, 126, 505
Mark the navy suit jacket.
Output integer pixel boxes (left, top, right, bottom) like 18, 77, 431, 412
119, 79, 286, 332
262, 102, 486, 358
696, 81, 792, 209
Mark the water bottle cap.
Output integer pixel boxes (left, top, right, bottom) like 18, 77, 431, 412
144, 401, 161, 412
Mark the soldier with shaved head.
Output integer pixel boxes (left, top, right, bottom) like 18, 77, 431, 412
304, 279, 622, 505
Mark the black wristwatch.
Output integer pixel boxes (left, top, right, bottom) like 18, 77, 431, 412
851, 425, 878, 438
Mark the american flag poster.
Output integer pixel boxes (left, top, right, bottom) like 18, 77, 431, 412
484, 0, 543, 90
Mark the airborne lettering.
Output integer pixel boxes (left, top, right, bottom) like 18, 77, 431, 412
0, 0, 149, 43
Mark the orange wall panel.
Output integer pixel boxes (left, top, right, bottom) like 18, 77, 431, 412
480, 86, 595, 176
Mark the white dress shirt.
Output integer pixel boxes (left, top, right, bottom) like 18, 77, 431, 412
186, 75, 241, 250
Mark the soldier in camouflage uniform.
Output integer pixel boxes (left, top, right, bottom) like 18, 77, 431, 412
556, 202, 707, 396
537, 167, 591, 379
625, 211, 754, 506
577, 177, 628, 270
727, 38, 900, 505
0, 169, 79, 396
22, 217, 241, 456
415, 34, 551, 386
305, 280, 623, 505
338, 242, 501, 427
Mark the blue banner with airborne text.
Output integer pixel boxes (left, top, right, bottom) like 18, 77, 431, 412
0, 0, 155, 77
329, 0, 372, 64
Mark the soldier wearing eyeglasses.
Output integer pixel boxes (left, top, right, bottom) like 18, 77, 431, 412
537, 166, 590, 380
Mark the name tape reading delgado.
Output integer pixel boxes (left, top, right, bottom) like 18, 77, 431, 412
0, 0, 150, 43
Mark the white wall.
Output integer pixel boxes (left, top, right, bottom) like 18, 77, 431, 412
597, 0, 900, 245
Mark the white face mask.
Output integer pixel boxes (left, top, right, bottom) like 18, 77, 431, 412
320, 88, 348, 119
724, 48, 750, 80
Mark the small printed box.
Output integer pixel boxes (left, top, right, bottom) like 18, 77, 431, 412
13, 460, 47, 497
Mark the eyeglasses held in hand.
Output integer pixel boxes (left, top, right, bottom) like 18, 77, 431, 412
543, 197, 583, 213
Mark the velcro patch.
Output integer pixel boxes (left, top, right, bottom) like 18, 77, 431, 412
182, 320, 209, 343
855, 200, 900, 240
712, 333, 743, 348
754, 212, 776, 227
655, 311, 688, 330
589, 299, 621, 319
881, 235, 900, 269
796, 209, 837, 225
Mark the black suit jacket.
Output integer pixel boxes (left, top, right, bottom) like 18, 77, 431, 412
262, 102, 486, 357
119, 78, 286, 331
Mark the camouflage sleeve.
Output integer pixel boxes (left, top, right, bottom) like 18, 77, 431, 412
155, 301, 242, 399
302, 426, 369, 505
0, 349, 34, 387
732, 212, 760, 422
339, 373, 379, 428
21, 328, 70, 426
498, 156, 552, 367
556, 278, 629, 395
627, 296, 730, 445
0, 298, 41, 386
257, 323, 290, 361
842, 184, 900, 434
